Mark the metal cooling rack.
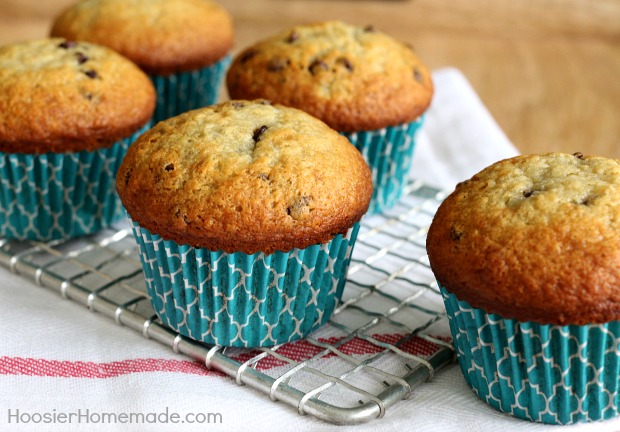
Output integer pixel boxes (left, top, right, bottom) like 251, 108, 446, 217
0, 179, 455, 425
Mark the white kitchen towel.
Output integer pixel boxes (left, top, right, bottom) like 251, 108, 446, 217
1, 68, 617, 432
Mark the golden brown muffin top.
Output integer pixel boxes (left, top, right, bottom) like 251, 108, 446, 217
50, 0, 233, 75
226, 21, 433, 132
0, 38, 155, 153
117, 100, 373, 254
427, 152, 620, 325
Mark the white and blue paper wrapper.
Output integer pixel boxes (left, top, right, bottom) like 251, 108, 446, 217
441, 286, 620, 425
150, 55, 231, 123
0, 126, 147, 241
131, 221, 360, 347
343, 115, 424, 214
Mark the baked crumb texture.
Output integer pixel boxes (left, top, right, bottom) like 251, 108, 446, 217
0, 38, 155, 153
51, 0, 233, 75
117, 100, 373, 254
227, 21, 433, 132
427, 152, 620, 325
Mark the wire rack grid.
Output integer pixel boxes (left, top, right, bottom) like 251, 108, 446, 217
0, 179, 455, 425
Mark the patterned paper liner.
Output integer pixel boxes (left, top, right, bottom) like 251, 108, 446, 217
0, 126, 148, 241
441, 286, 620, 425
343, 116, 424, 215
131, 221, 361, 348
150, 55, 231, 123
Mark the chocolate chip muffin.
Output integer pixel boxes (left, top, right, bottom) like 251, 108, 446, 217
0, 38, 155, 240
118, 99, 372, 254
227, 21, 432, 132
51, 0, 234, 122
427, 152, 620, 424
117, 100, 372, 347
227, 21, 432, 214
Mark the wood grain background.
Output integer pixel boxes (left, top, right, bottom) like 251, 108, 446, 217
1, 0, 618, 157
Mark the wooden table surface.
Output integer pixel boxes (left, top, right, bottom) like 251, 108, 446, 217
1, 0, 618, 158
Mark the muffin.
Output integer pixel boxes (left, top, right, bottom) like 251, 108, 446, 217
426, 152, 620, 424
51, 0, 233, 123
227, 21, 433, 214
0, 38, 155, 240
117, 100, 373, 347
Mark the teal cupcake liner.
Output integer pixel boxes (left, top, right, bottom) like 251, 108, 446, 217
131, 221, 361, 347
343, 116, 424, 214
441, 286, 620, 425
150, 55, 231, 123
0, 126, 148, 241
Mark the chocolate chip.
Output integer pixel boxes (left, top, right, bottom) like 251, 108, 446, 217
83, 92, 93, 101
267, 57, 289, 72
337, 57, 354, 72
84, 70, 98, 79
523, 190, 533, 198
286, 196, 312, 218
252, 125, 268, 143
573, 152, 584, 159
364, 25, 375, 32
450, 227, 462, 241
165, 163, 174, 172
414, 67, 424, 84
124, 169, 132, 186
75, 52, 89, 64
456, 180, 470, 189
231, 101, 245, 108
58, 41, 77, 49
257, 99, 272, 105
259, 173, 269, 181
580, 195, 594, 206
309, 59, 328, 76
240, 49, 257, 63
286, 31, 299, 43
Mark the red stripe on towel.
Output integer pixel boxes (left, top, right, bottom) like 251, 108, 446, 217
0, 334, 449, 378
